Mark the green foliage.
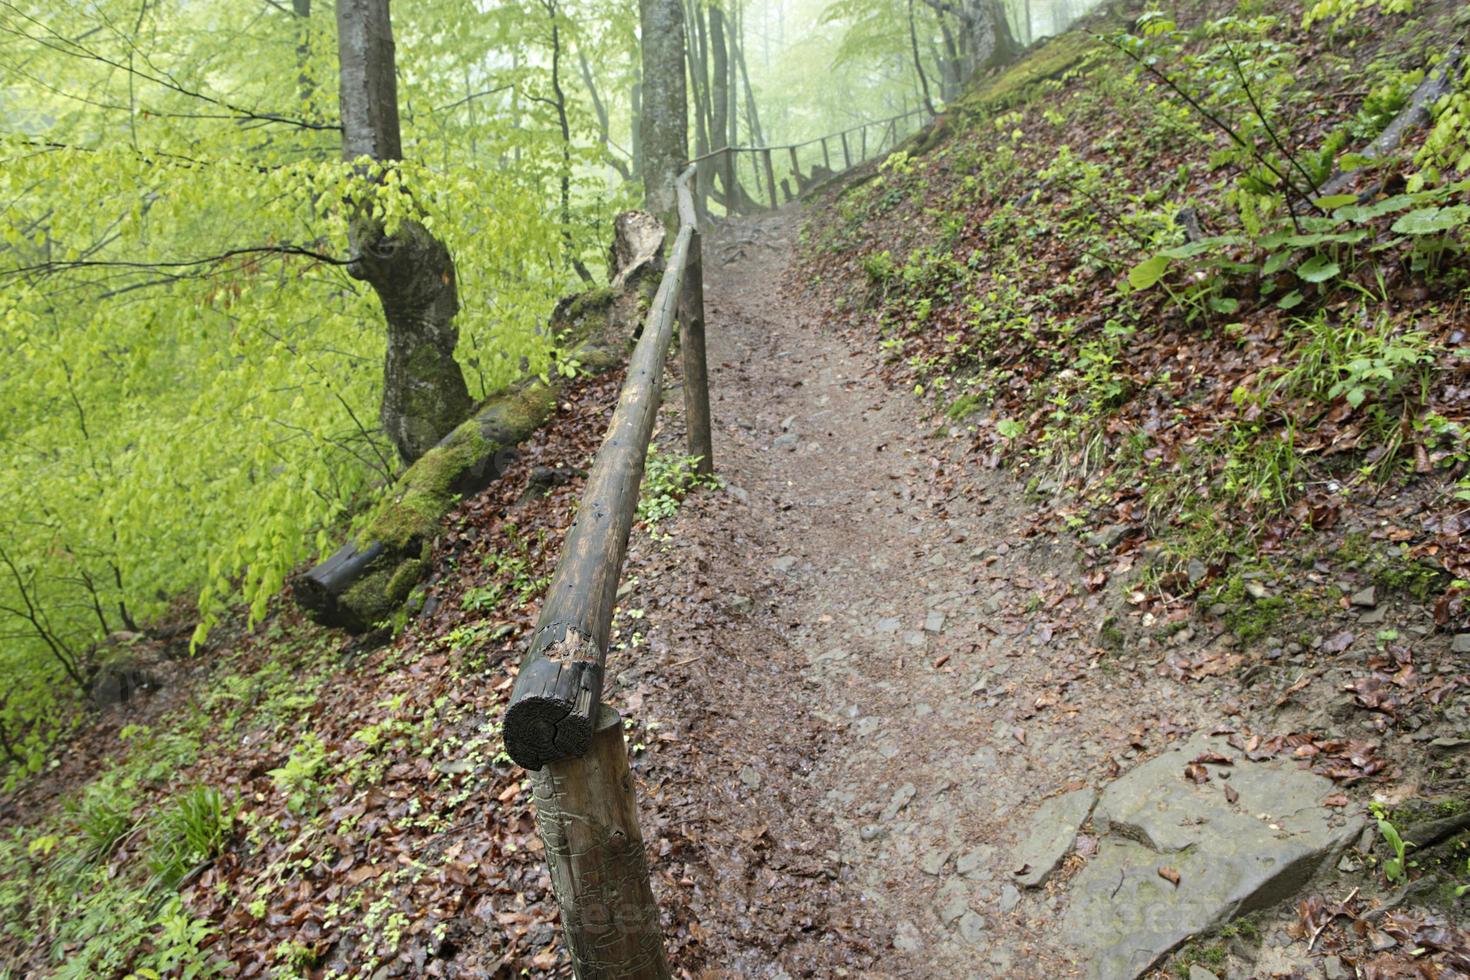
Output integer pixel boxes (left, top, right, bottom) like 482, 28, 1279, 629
0, 0, 642, 780
268, 734, 328, 816
1372, 802, 1415, 883
70, 782, 138, 866
637, 450, 719, 526
147, 786, 234, 890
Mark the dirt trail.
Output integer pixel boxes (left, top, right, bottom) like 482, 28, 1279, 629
609, 209, 1229, 977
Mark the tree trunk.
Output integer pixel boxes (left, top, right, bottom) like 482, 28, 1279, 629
630, 75, 644, 178
686, 0, 712, 162
709, 5, 734, 202
908, 0, 938, 116
577, 47, 633, 182
336, 0, 472, 464
639, 0, 688, 221
733, 16, 764, 146
544, 0, 594, 283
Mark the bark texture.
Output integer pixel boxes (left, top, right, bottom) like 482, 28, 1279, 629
531, 706, 671, 979
639, 0, 689, 221
336, 0, 473, 463
293, 215, 666, 632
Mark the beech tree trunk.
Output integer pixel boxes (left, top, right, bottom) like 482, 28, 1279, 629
336, 0, 472, 464
639, 0, 688, 221
709, 5, 734, 203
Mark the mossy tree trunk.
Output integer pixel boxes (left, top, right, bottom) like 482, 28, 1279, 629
293, 215, 666, 633
336, 0, 473, 465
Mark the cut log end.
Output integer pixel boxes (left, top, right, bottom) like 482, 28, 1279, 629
504, 694, 595, 771
504, 624, 604, 769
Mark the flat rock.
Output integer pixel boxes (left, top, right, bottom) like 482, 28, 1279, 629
1063, 734, 1364, 979
1452, 633, 1470, 654
1012, 787, 1096, 888
880, 782, 917, 822
1188, 968, 1220, 980
1351, 586, 1377, 608
924, 610, 946, 633
875, 616, 901, 633
772, 555, 798, 573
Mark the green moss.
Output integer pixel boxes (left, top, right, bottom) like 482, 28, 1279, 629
385, 559, 426, 604
1373, 554, 1446, 603
957, 30, 1108, 116
360, 426, 490, 551
340, 567, 400, 626
563, 287, 617, 325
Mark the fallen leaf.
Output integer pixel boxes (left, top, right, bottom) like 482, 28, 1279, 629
1223, 783, 1239, 805
1158, 866, 1181, 886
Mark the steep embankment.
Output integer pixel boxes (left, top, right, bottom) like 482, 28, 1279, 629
794, 0, 1470, 973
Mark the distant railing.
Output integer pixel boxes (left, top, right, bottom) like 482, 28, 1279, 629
687, 106, 933, 218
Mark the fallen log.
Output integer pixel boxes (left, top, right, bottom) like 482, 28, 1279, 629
291, 213, 666, 632
1314, 42, 1465, 200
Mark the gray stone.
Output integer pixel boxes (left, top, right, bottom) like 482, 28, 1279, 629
998, 883, 1021, 913
1012, 787, 1097, 888
772, 555, 798, 573
902, 630, 926, 647
1351, 586, 1377, 608
1244, 581, 1269, 600
924, 610, 946, 633
919, 845, 951, 876
1452, 633, 1470, 654
738, 765, 761, 789
1359, 606, 1387, 624
956, 910, 987, 946
881, 782, 917, 822
892, 920, 923, 953
859, 823, 887, 843
773, 433, 798, 450
726, 484, 750, 505
875, 616, 901, 633
937, 879, 969, 924
728, 594, 753, 614
1188, 968, 1219, 980
1063, 734, 1364, 979
1187, 559, 1208, 585
1088, 524, 1132, 550
1323, 954, 1347, 980
956, 845, 994, 878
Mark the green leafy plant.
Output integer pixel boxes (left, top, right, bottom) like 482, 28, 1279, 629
70, 782, 137, 865
148, 786, 233, 890
1372, 803, 1415, 883
637, 450, 718, 526
267, 734, 327, 816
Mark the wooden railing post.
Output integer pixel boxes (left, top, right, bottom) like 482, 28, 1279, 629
692, 161, 709, 228
531, 705, 672, 980
761, 148, 778, 210
820, 136, 831, 171
787, 145, 801, 193
721, 147, 737, 217
679, 224, 713, 474
840, 130, 852, 169
860, 123, 868, 162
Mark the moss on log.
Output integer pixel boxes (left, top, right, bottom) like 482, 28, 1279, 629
292, 213, 664, 632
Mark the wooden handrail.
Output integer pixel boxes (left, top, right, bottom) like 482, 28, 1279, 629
504, 164, 702, 772
683, 106, 932, 164
502, 166, 709, 979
